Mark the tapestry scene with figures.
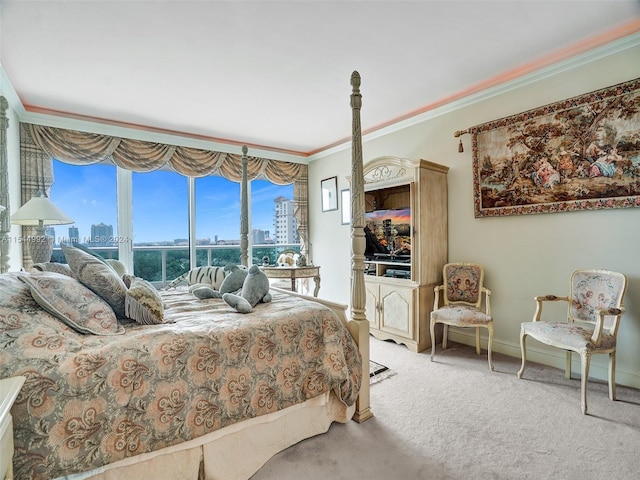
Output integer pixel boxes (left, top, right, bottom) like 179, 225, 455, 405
472, 77, 640, 217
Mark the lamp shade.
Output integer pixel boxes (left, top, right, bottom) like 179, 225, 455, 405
10, 193, 73, 264
11, 195, 73, 226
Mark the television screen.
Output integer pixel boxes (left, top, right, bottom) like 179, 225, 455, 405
364, 207, 411, 258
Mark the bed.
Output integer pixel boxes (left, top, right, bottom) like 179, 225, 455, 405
0, 71, 371, 480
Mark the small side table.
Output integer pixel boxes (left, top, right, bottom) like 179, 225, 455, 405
0, 376, 26, 480
261, 265, 321, 297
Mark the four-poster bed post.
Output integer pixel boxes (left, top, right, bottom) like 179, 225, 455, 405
349, 71, 373, 422
238, 72, 372, 422
240, 145, 249, 267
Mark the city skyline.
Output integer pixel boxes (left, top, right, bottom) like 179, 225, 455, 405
50, 161, 294, 244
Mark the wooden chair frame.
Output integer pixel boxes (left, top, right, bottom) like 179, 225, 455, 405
430, 262, 494, 371
517, 268, 627, 415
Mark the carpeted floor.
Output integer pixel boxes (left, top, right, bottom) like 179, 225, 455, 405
252, 336, 640, 480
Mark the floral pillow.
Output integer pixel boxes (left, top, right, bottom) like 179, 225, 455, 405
29, 262, 75, 278
125, 276, 166, 325
19, 271, 124, 335
62, 243, 128, 318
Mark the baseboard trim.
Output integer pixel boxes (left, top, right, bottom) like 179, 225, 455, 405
446, 330, 640, 390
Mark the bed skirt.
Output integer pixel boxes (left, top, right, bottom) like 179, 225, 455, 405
57, 391, 354, 480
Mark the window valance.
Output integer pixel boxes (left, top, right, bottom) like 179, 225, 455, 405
25, 123, 305, 183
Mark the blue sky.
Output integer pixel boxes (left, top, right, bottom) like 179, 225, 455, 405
50, 161, 292, 244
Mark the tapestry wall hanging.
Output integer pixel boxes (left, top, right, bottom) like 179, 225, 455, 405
472, 77, 640, 217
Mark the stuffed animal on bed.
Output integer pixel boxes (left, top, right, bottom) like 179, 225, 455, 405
191, 264, 248, 300
164, 265, 228, 290
222, 265, 272, 313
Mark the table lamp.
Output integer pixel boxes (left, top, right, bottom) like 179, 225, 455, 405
11, 192, 73, 263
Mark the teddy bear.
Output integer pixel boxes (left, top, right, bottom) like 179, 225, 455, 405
191, 263, 248, 300
222, 264, 272, 313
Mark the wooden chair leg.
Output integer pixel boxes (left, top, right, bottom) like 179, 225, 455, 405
487, 325, 494, 372
442, 324, 448, 351
430, 318, 437, 362
475, 328, 481, 355
609, 351, 617, 401
517, 328, 526, 379
580, 352, 590, 415
565, 351, 572, 379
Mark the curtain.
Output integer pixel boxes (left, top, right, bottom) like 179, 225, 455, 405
19, 123, 309, 261
19, 124, 56, 265
294, 173, 309, 259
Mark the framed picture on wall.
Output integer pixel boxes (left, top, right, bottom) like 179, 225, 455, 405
341, 189, 351, 224
321, 176, 338, 212
472, 77, 640, 217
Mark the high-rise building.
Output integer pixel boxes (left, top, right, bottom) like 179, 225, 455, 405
252, 229, 272, 244
273, 196, 298, 244
91, 223, 113, 246
68, 226, 79, 244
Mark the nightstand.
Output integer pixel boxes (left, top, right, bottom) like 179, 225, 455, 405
0, 377, 26, 480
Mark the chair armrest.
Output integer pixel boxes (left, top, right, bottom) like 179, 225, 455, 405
532, 295, 569, 321
591, 306, 626, 345
599, 306, 624, 316
534, 294, 568, 302
433, 284, 444, 310
482, 287, 491, 315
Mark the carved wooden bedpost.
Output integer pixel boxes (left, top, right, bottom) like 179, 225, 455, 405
240, 145, 249, 267
0, 97, 10, 273
350, 71, 373, 422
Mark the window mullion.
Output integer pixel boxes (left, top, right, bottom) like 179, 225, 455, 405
247, 180, 252, 265
116, 167, 133, 272
188, 176, 196, 268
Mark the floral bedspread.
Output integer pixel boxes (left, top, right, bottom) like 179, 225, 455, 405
0, 273, 362, 480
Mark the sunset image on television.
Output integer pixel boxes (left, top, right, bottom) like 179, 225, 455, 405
364, 207, 411, 256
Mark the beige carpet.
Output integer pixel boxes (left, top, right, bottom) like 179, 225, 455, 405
251, 336, 640, 479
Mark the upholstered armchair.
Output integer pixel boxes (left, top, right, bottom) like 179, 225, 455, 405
517, 269, 627, 415
430, 262, 494, 371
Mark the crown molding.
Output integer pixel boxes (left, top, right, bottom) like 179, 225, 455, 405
309, 29, 640, 162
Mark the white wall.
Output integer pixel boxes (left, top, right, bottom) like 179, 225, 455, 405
309, 40, 640, 388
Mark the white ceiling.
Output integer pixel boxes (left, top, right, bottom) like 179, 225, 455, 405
1, 1, 639, 157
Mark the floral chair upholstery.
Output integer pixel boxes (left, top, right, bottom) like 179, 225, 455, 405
517, 269, 627, 415
430, 263, 494, 371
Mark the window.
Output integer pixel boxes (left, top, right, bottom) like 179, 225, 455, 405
50, 161, 300, 282
251, 179, 297, 265
194, 175, 241, 266
50, 160, 118, 261
132, 169, 189, 281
